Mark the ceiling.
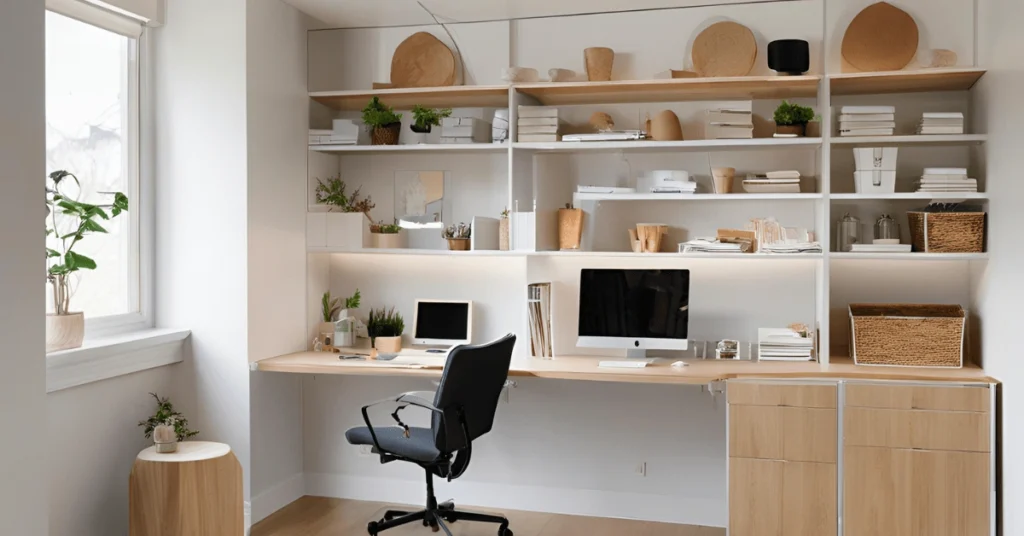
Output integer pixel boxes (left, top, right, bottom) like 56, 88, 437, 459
288, 0, 790, 29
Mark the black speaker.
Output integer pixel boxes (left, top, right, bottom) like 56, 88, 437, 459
768, 39, 810, 75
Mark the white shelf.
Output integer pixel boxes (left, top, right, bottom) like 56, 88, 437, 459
830, 252, 988, 260
307, 247, 523, 256
309, 143, 509, 154
830, 192, 988, 200
310, 248, 823, 260
830, 134, 987, 147
574, 192, 822, 202
515, 137, 821, 153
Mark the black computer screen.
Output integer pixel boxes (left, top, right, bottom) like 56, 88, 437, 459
578, 269, 689, 339
415, 301, 469, 341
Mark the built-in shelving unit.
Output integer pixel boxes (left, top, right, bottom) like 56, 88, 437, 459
309, 85, 509, 111
830, 134, 987, 147
828, 68, 986, 96
830, 192, 988, 200
515, 137, 821, 153
514, 75, 821, 105
573, 192, 822, 202
830, 252, 989, 260
311, 248, 824, 260
309, 143, 509, 154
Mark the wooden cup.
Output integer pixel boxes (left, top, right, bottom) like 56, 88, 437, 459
712, 167, 736, 194
558, 208, 584, 250
584, 47, 614, 81
635, 224, 668, 253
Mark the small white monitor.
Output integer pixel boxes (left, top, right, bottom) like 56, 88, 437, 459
412, 300, 473, 346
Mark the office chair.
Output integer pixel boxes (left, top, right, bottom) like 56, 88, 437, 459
345, 333, 517, 536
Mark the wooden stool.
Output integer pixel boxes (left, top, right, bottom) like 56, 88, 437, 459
129, 441, 243, 535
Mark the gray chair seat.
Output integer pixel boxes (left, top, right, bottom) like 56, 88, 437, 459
345, 426, 440, 463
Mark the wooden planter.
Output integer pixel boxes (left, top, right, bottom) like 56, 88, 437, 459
46, 312, 84, 352
775, 123, 806, 137
374, 336, 402, 353
373, 231, 406, 249
371, 123, 401, 145
447, 238, 471, 251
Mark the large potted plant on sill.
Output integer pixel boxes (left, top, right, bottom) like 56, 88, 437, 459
45, 170, 128, 352
367, 307, 404, 354
773, 100, 815, 137
408, 105, 452, 144
362, 96, 403, 145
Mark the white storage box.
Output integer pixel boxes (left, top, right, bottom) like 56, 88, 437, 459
854, 170, 896, 194
312, 212, 369, 250
854, 147, 898, 171
440, 117, 491, 143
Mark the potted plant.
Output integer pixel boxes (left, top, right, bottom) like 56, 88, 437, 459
367, 307, 404, 354
773, 100, 816, 137
45, 170, 128, 352
362, 96, 403, 145
499, 208, 510, 251
320, 290, 360, 347
139, 393, 199, 454
369, 219, 406, 249
442, 222, 472, 251
408, 105, 452, 144
315, 176, 375, 249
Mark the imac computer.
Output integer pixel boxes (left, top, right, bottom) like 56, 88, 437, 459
412, 300, 473, 347
577, 269, 690, 358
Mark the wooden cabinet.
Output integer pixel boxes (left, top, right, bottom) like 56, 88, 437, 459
729, 458, 836, 536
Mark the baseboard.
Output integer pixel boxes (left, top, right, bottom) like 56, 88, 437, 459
304, 472, 725, 527
252, 473, 306, 524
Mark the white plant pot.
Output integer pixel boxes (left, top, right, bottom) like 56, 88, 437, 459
153, 424, 178, 453
374, 336, 402, 354
319, 321, 336, 347
407, 130, 429, 144
373, 231, 407, 249
46, 312, 84, 352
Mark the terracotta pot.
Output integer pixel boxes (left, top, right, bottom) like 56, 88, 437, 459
374, 336, 402, 354
46, 312, 84, 352
499, 218, 510, 251
373, 232, 406, 249
447, 238, 470, 251
775, 123, 806, 137
584, 47, 614, 81
558, 208, 584, 250
371, 123, 401, 145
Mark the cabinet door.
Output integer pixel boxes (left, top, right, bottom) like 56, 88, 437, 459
729, 457, 783, 536
845, 446, 990, 536
730, 405, 837, 463
783, 461, 836, 536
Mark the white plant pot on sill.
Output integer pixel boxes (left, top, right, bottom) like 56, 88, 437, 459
46, 312, 84, 352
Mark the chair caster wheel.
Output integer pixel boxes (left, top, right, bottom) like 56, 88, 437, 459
367, 520, 379, 535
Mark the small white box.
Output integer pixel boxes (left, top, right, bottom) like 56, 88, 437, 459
854, 147, 898, 171
331, 119, 359, 141
441, 118, 491, 142
854, 170, 896, 194
325, 213, 370, 250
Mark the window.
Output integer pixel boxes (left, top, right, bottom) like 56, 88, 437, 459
45, 7, 145, 335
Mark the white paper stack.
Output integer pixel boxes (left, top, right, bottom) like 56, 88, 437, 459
758, 328, 814, 361
742, 170, 801, 193
918, 112, 964, 135
527, 283, 553, 358
839, 106, 896, 136
678, 239, 748, 254
760, 242, 822, 254
851, 243, 912, 253
517, 106, 562, 142
440, 116, 492, 144
309, 128, 357, 145
705, 108, 753, 139
917, 167, 977, 193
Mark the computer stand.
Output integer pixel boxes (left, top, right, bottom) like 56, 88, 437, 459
625, 348, 648, 359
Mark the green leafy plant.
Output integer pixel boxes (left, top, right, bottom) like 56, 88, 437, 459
442, 222, 471, 240
500, 207, 510, 219
138, 393, 199, 442
46, 170, 128, 316
321, 290, 361, 321
367, 307, 405, 341
314, 176, 375, 221
773, 101, 816, 126
361, 97, 402, 130
410, 105, 452, 133
370, 220, 402, 234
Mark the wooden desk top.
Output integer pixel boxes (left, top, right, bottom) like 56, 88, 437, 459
255, 352, 998, 385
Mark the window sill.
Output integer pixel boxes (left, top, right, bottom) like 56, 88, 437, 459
46, 328, 191, 393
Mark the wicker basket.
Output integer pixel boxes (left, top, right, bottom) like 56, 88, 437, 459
370, 123, 401, 145
907, 211, 985, 253
849, 304, 965, 368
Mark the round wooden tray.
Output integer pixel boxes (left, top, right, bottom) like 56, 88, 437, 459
692, 21, 757, 77
390, 32, 456, 88
842, 2, 919, 72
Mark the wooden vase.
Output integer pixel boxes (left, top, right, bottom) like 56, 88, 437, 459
558, 208, 584, 250
374, 336, 402, 354
447, 238, 471, 251
584, 47, 614, 81
46, 312, 84, 352
651, 110, 683, 141
499, 218, 510, 251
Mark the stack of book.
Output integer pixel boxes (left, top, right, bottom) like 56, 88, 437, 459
308, 128, 355, 146
527, 283, 553, 358
440, 117, 492, 144
917, 167, 977, 193
918, 112, 965, 135
517, 106, 562, 142
839, 106, 896, 137
758, 328, 814, 361
742, 171, 801, 193
705, 107, 753, 139
678, 239, 749, 254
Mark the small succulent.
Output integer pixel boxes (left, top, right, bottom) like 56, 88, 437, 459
370, 219, 402, 234
442, 222, 471, 240
773, 100, 815, 126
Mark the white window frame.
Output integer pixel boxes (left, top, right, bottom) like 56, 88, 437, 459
46, 0, 153, 338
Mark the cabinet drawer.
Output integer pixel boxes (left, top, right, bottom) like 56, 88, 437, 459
729, 457, 837, 536
728, 382, 837, 408
730, 405, 837, 463
846, 383, 990, 412
844, 407, 990, 452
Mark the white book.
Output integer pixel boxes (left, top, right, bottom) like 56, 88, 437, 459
706, 110, 753, 126
517, 106, 559, 118
840, 121, 896, 129
919, 128, 965, 134
841, 105, 896, 114
439, 137, 477, 144
706, 125, 754, 139
840, 128, 895, 136
518, 134, 562, 142
839, 114, 895, 122
517, 117, 561, 127
923, 112, 965, 119
924, 167, 969, 175
766, 170, 801, 179
517, 126, 560, 135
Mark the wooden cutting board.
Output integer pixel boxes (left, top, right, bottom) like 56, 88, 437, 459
692, 21, 757, 77
842, 2, 919, 72
390, 32, 456, 88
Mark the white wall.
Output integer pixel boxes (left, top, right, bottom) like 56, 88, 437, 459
47, 364, 192, 536
246, 0, 309, 523
974, 0, 1024, 532
152, 0, 252, 514
0, 0, 48, 534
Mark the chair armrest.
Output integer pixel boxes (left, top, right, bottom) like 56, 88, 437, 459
359, 391, 444, 458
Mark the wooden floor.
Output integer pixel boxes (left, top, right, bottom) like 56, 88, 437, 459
252, 497, 725, 536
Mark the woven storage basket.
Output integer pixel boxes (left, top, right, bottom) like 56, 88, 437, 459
370, 123, 401, 145
849, 304, 965, 368
907, 211, 985, 253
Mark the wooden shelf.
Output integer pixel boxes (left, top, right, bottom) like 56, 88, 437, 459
309, 143, 508, 154
537, 251, 823, 259
515, 75, 821, 106
514, 137, 821, 153
309, 85, 509, 111
829, 68, 986, 95
573, 192, 822, 202
830, 252, 988, 260
830, 134, 987, 147
831, 192, 988, 200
